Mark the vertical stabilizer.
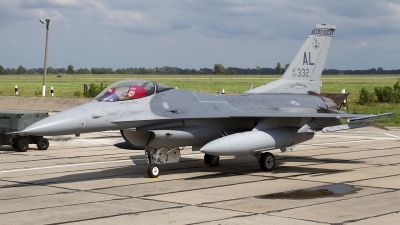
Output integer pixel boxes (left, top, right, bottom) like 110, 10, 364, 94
247, 24, 336, 94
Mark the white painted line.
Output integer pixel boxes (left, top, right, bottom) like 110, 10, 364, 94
0, 153, 206, 174
298, 137, 398, 147
0, 159, 140, 174
384, 133, 400, 139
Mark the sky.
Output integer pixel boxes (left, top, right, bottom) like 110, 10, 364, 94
1, 0, 400, 70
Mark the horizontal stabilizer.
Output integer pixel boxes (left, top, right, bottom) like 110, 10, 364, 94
322, 112, 394, 132
348, 112, 394, 122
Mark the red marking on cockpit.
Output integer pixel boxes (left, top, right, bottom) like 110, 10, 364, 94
126, 85, 147, 99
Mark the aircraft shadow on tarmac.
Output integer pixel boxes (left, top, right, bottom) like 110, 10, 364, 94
2, 155, 364, 187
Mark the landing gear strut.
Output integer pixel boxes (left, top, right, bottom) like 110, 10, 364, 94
145, 149, 159, 178
204, 154, 219, 166
145, 147, 182, 178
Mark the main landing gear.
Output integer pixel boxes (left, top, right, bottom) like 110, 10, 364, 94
254, 152, 276, 171
204, 154, 219, 167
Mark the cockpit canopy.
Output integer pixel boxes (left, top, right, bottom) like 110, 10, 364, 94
94, 79, 173, 102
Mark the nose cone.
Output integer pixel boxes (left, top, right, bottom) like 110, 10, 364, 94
22, 109, 86, 136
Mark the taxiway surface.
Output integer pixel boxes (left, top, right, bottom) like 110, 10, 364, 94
1, 128, 399, 224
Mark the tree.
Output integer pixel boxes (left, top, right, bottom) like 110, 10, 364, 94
370, 68, 377, 74
256, 66, 261, 75
28, 68, 39, 74
394, 80, 400, 92
212, 63, 226, 74
16, 65, 27, 74
105, 67, 114, 74
83, 68, 91, 74
37, 68, 44, 74
285, 63, 290, 70
67, 65, 74, 74
374, 86, 395, 103
76, 68, 84, 74
145, 68, 155, 74
359, 87, 376, 105
83, 82, 108, 98
7, 68, 16, 74
138, 67, 147, 74
58, 68, 66, 74
0, 65, 5, 74
91, 67, 98, 74
275, 62, 282, 74
198, 70, 204, 75
47, 66, 53, 74
228, 69, 236, 75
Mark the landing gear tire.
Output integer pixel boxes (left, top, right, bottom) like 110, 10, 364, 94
204, 154, 219, 167
37, 138, 49, 150
147, 164, 160, 178
260, 152, 275, 171
17, 139, 29, 152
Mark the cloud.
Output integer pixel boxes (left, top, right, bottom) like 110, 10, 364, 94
18, 0, 81, 9
79, 0, 400, 40
2, 0, 400, 38
1, 0, 400, 70
354, 41, 368, 49
10, 38, 19, 44
97, 37, 109, 42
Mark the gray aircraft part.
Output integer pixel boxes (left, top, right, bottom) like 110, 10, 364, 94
322, 112, 394, 132
200, 127, 314, 156
23, 90, 352, 136
247, 24, 336, 94
113, 138, 143, 150
19, 24, 395, 178
123, 126, 222, 149
121, 119, 254, 149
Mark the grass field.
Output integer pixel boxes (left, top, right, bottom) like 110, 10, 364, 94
1, 74, 399, 126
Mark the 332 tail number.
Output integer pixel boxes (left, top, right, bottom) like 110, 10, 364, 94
292, 68, 309, 77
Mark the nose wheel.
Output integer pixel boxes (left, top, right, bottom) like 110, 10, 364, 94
147, 164, 160, 178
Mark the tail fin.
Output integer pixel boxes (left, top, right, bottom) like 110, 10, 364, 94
247, 23, 336, 94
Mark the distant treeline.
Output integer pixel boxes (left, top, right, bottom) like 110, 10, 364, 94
1, 64, 399, 75
322, 67, 400, 75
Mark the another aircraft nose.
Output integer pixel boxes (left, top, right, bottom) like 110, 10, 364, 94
21, 109, 86, 136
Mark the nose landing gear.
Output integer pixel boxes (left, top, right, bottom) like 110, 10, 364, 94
145, 147, 181, 178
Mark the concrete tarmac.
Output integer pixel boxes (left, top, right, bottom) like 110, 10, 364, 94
0, 127, 399, 224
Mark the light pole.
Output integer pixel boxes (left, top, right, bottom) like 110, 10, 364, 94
40, 19, 50, 96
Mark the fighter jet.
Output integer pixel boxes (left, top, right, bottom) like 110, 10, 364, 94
21, 24, 393, 178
